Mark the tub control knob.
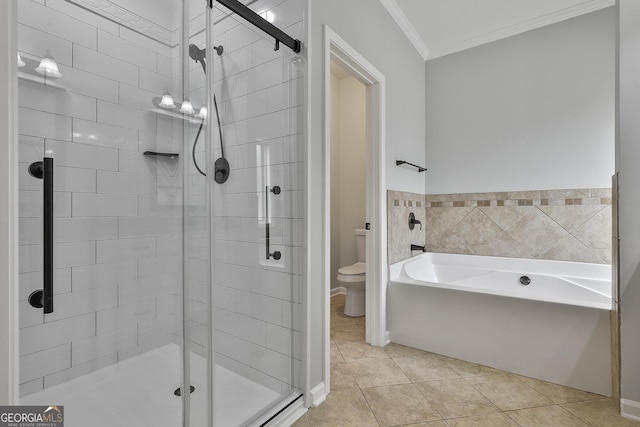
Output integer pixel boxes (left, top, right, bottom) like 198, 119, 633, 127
520, 276, 531, 286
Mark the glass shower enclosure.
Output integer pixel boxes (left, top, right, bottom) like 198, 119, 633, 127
15, 0, 304, 425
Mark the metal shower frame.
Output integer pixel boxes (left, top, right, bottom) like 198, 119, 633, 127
211, 0, 302, 53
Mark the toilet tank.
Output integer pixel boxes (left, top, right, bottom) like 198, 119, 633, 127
355, 229, 366, 262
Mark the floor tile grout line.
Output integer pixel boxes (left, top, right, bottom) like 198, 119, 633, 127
461, 374, 526, 414
359, 384, 448, 427
332, 338, 348, 363
441, 410, 522, 426
462, 371, 561, 413
559, 399, 615, 427
484, 410, 566, 427
503, 404, 593, 427
354, 386, 383, 427
502, 409, 526, 427
330, 294, 383, 426
414, 381, 446, 423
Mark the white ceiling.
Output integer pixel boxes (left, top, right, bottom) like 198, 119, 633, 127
380, 0, 615, 60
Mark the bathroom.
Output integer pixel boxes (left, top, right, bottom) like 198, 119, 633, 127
2, 0, 640, 426
330, 59, 367, 319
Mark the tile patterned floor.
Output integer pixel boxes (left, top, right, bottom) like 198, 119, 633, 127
293, 294, 639, 427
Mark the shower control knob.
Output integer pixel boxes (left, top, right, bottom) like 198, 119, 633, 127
28, 161, 44, 179
214, 157, 230, 184
271, 186, 281, 195
28, 290, 44, 309
271, 251, 281, 260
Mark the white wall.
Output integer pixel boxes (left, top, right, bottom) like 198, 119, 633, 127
425, 8, 616, 194
330, 73, 366, 290
308, 0, 426, 389
618, 0, 640, 417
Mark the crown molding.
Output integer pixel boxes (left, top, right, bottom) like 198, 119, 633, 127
427, 0, 615, 60
378, 0, 429, 61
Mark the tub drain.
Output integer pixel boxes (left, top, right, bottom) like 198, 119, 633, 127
519, 276, 531, 286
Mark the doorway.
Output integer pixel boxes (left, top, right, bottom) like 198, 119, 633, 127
328, 58, 367, 358
329, 59, 367, 302
323, 26, 387, 393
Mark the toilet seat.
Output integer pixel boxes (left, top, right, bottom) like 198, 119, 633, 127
337, 262, 366, 282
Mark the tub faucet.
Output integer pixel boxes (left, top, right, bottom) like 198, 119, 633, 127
411, 244, 426, 252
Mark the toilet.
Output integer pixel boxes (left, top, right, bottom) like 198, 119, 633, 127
337, 229, 366, 317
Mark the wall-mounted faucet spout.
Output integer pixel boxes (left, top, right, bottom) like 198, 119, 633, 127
411, 244, 426, 253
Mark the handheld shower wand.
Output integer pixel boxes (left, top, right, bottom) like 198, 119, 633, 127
189, 44, 223, 73
188, 44, 228, 184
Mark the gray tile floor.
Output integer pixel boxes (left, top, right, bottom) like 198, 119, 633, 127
293, 294, 639, 426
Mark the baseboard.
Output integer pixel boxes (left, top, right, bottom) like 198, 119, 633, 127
330, 287, 346, 296
309, 382, 327, 407
621, 399, 640, 421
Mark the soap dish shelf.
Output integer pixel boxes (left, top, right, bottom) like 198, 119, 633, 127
143, 151, 179, 159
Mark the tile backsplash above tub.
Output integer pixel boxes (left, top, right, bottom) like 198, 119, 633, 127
426, 188, 612, 264
387, 188, 612, 265
387, 190, 426, 264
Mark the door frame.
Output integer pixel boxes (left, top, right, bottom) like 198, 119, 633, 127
322, 24, 388, 390
0, 0, 19, 405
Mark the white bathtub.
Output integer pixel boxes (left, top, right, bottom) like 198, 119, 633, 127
388, 253, 612, 395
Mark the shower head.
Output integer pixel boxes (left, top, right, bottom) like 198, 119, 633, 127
188, 44, 224, 75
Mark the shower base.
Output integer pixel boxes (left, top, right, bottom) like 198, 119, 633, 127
21, 344, 281, 426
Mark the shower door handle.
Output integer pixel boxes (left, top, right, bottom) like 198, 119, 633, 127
27, 157, 54, 313
265, 185, 281, 260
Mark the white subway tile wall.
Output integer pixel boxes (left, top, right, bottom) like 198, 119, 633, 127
17, 0, 184, 395
201, 0, 304, 394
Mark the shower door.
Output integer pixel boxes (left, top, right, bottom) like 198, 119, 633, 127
201, 0, 306, 424
15, 0, 305, 424
16, 0, 210, 426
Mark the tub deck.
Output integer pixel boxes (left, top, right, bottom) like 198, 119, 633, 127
392, 252, 612, 309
